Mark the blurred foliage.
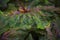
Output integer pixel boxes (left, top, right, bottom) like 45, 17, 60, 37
0, 0, 60, 40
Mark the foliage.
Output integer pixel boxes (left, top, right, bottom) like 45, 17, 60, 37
0, 0, 60, 40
